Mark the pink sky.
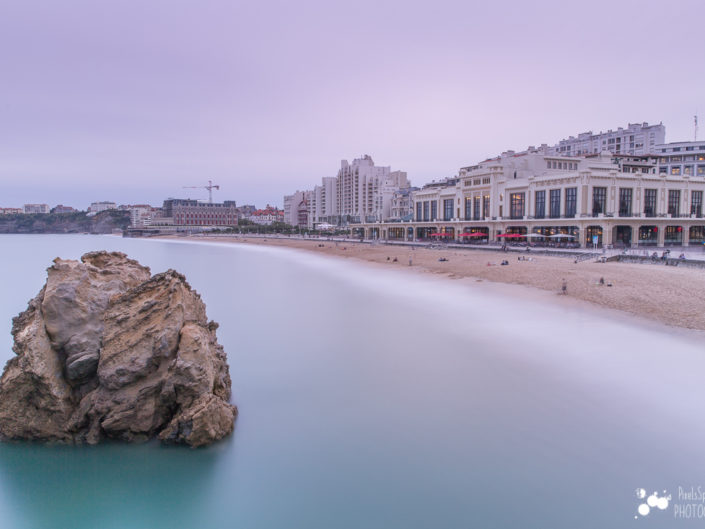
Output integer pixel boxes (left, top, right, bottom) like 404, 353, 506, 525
1, 0, 704, 209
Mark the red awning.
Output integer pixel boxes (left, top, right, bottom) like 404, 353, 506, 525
429, 232, 452, 236
459, 232, 487, 237
497, 233, 524, 238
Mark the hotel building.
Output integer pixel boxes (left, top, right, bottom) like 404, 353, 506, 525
162, 198, 238, 227
352, 149, 705, 248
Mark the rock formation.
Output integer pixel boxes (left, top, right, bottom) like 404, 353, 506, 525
0, 251, 237, 447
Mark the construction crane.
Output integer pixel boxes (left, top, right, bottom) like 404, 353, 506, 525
183, 180, 220, 203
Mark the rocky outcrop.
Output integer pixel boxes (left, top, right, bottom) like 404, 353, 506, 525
0, 251, 237, 447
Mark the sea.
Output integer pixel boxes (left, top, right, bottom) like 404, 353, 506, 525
0, 234, 703, 529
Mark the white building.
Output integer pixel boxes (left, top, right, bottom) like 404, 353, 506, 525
283, 190, 310, 228
355, 148, 705, 248
89, 201, 117, 213
654, 140, 705, 177
336, 155, 409, 223
307, 176, 339, 228
23, 204, 50, 214
126, 205, 154, 227
549, 122, 666, 157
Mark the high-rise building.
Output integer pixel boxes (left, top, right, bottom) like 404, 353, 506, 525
336, 155, 409, 223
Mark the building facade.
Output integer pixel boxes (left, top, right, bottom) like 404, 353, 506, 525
353, 150, 705, 248
336, 155, 408, 223
654, 140, 705, 177
548, 122, 666, 157
163, 199, 238, 227
89, 201, 117, 213
249, 205, 284, 225
23, 204, 50, 214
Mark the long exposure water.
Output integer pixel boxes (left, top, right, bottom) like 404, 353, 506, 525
0, 234, 703, 528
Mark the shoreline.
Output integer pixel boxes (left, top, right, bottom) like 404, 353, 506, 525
159, 234, 705, 332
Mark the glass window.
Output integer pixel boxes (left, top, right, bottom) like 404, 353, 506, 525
443, 199, 453, 221
431, 201, 438, 221
464, 197, 472, 220
684, 165, 693, 176
535, 190, 545, 219
510, 193, 525, 219
550, 189, 561, 218
483, 195, 490, 218
618, 188, 632, 217
698, 165, 705, 176
668, 190, 680, 216
473, 197, 480, 220
423, 201, 429, 221
644, 189, 657, 217
671, 166, 681, 175
659, 166, 668, 174
565, 187, 577, 217
691, 191, 703, 217
416, 202, 422, 221
592, 187, 607, 216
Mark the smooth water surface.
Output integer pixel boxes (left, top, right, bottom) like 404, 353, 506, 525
0, 234, 703, 529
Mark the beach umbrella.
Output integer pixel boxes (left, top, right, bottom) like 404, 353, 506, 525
548, 234, 575, 239
525, 233, 545, 238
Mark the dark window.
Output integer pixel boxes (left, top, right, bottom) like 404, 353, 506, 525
473, 197, 480, 220
416, 202, 422, 221
618, 188, 632, 217
549, 189, 561, 218
692, 191, 703, 217
443, 199, 453, 221
431, 201, 438, 221
423, 201, 429, 221
668, 190, 680, 216
509, 193, 525, 219
483, 195, 490, 218
592, 187, 607, 216
464, 197, 472, 220
565, 188, 577, 217
535, 190, 545, 219
644, 189, 657, 217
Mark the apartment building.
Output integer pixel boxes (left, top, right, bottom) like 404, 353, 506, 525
549, 122, 666, 156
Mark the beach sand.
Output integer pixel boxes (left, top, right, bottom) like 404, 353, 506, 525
167, 235, 705, 332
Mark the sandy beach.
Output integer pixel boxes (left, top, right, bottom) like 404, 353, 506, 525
167, 235, 705, 332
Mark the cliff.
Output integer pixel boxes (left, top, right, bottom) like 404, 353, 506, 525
0, 210, 130, 234
0, 251, 237, 447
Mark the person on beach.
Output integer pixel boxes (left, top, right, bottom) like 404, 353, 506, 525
561, 279, 567, 295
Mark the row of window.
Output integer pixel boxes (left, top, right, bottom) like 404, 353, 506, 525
658, 165, 705, 176
547, 161, 578, 171
660, 154, 705, 162
414, 188, 703, 221
661, 146, 705, 153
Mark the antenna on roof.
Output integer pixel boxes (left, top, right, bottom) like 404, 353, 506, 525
695, 113, 699, 142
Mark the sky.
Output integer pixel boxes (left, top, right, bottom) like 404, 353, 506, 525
1, 0, 704, 210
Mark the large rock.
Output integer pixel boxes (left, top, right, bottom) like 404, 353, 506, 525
0, 251, 237, 447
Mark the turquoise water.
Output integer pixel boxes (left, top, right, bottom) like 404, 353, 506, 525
0, 235, 704, 528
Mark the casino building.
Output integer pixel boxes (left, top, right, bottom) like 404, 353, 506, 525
351, 148, 705, 248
